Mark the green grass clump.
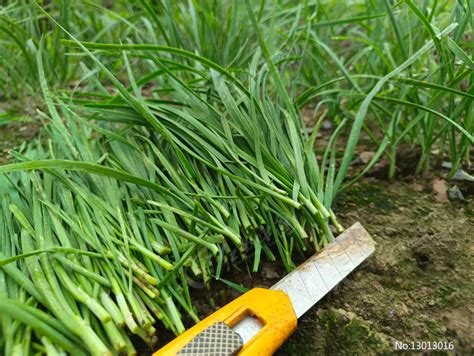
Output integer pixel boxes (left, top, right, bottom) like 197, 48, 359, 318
290, 0, 473, 178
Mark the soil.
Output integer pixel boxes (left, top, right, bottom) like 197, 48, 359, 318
0, 98, 41, 164
0, 121, 41, 164
1, 122, 473, 355
279, 176, 473, 355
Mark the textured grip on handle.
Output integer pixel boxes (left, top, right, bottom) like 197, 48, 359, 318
154, 288, 297, 356
176, 322, 243, 355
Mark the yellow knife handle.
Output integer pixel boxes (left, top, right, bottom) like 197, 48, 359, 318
153, 288, 297, 355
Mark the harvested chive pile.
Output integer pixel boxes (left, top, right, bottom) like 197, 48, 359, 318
0, 28, 342, 356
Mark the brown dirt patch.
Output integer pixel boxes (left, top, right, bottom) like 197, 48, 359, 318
0, 121, 41, 164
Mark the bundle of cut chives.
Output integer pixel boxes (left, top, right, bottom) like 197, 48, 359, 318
0, 42, 343, 355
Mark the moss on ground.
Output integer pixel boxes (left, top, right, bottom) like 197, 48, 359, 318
279, 308, 392, 355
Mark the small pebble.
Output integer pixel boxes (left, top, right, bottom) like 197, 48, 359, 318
448, 185, 465, 202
